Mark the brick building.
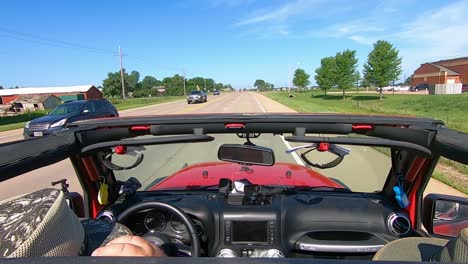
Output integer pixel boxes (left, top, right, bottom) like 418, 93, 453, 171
0, 85, 102, 105
411, 57, 468, 86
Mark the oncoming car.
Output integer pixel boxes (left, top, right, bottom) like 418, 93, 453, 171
23, 99, 118, 138
1, 114, 467, 263
187, 90, 207, 104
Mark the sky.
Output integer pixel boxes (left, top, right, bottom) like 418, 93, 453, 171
1, 0, 468, 89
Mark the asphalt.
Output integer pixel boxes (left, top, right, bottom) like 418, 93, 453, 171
0, 92, 465, 200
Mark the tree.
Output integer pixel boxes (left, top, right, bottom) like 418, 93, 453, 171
405, 76, 412, 85
127, 71, 141, 92
140, 76, 161, 90
0, 85, 3, 89
363, 40, 402, 100
215, 83, 224, 90
361, 74, 371, 89
334, 50, 359, 99
162, 74, 185, 96
315, 56, 336, 95
293, 68, 310, 92
103, 71, 125, 98
254, 79, 266, 90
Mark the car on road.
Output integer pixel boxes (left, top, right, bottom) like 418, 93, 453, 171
1, 113, 468, 262
410, 83, 429, 92
213, 89, 220, 95
187, 90, 207, 104
23, 99, 118, 138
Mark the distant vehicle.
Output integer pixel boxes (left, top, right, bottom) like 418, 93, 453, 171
462, 84, 468, 93
410, 83, 429, 92
187, 90, 207, 104
24, 99, 118, 138
393, 86, 410, 91
376, 86, 394, 92
213, 90, 220, 95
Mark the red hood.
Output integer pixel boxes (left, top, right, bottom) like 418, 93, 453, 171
148, 161, 343, 191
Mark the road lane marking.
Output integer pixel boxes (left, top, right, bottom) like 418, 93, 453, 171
252, 93, 267, 113
251, 93, 305, 166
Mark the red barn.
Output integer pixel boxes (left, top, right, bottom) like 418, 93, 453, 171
0, 85, 102, 105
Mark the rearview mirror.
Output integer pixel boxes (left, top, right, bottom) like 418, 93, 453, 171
218, 144, 275, 166
423, 194, 468, 238
83, 109, 89, 113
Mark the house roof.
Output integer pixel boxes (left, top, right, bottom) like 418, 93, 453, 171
14, 94, 60, 103
431, 56, 468, 65
0, 85, 95, 96
428, 63, 459, 76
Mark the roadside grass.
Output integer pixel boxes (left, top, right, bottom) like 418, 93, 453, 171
0, 110, 48, 132
266, 91, 468, 132
432, 171, 468, 195
109, 96, 185, 111
0, 96, 185, 132
266, 91, 468, 194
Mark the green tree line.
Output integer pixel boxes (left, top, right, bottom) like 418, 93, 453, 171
103, 70, 233, 98
315, 40, 402, 99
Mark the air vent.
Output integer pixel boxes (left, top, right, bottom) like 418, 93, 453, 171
387, 213, 411, 235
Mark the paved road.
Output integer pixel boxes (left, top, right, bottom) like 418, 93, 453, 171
0, 92, 465, 200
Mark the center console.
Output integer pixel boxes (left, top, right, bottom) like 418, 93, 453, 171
219, 220, 283, 257
216, 196, 284, 258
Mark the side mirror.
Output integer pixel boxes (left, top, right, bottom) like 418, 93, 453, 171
218, 144, 275, 166
423, 194, 468, 238
83, 109, 89, 113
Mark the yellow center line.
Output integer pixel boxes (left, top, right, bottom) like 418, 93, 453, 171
174, 95, 230, 114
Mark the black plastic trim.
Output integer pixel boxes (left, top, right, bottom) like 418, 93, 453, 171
285, 136, 432, 157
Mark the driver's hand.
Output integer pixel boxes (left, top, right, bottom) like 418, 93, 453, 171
92, 236, 166, 257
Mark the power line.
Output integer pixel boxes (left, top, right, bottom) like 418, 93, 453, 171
0, 27, 115, 55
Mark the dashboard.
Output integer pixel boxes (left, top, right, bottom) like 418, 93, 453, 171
104, 191, 412, 259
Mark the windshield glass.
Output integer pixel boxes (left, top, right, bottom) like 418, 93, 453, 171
112, 134, 391, 193
49, 104, 83, 115
190, 91, 201, 95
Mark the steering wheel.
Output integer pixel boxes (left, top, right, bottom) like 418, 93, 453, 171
117, 201, 200, 257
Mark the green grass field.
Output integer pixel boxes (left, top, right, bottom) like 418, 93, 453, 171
265, 91, 468, 194
266, 91, 468, 132
0, 96, 185, 132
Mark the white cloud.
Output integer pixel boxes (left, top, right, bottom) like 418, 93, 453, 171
233, 0, 331, 38
392, 0, 468, 73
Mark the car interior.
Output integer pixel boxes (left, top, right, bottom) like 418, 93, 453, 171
0, 114, 467, 263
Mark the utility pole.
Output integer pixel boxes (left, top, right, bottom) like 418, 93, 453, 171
118, 46, 126, 99
204, 78, 207, 90
183, 69, 186, 96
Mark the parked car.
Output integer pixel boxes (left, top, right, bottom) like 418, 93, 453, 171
462, 84, 468, 93
23, 99, 118, 138
187, 90, 207, 104
376, 86, 394, 92
2, 113, 468, 261
213, 90, 220, 95
393, 85, 410, 91
410, 83, 429, 91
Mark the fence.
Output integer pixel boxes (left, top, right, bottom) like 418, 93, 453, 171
429, 83, 462, 95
